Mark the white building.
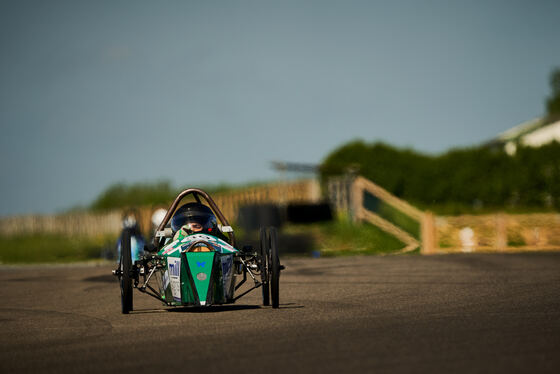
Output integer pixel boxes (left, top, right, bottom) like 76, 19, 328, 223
489, 118, 560, 155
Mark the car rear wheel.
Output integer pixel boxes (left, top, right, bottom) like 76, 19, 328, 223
269, 227, 280, 309
259, 227, 270, 306
120, 228, 133, 314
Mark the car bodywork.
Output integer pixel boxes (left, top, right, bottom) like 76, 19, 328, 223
113, 188, 281, 314
158, 233, 238, 306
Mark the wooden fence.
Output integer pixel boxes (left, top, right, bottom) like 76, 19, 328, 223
3, 175, 558, 254
0, 211, 123, 237
422, 213, 560, 254
327, 175, 353, 214
211, 179, 321, 221
0, 179, 321, 238
328, 175, 560, 254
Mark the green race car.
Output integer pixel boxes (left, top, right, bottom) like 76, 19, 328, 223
113, 188, 282, 314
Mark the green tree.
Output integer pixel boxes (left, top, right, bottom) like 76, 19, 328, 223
546, 67, 560, 122
320, 140, 560, 212
90, 181, 176, 210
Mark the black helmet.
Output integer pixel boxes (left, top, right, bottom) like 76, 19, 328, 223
170, 202, 218, 235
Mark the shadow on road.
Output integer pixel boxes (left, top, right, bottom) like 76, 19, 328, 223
84, 274, 115, 283
277, 303, 305, 309
166, 305, 262, 313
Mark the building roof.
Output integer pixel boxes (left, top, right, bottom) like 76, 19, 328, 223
489, 118, 560, 155
495, 118, 544, 143
521, 120, 560, 147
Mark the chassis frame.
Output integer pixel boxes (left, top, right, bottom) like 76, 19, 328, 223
113, 188, 281, 313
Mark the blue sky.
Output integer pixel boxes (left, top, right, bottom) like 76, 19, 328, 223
1, 0, 559, 216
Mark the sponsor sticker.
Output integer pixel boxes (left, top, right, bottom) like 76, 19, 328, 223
180, 234, 237, 253
221, 255, 233, 296
162, 240, 180, 255
221, 256, 232, 276
167, 257, 181, 301
162, 270, 170, 290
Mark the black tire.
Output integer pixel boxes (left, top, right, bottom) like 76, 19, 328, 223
120, 229, 133, 314
259, 227, 270, 306
269, 227, 280, 309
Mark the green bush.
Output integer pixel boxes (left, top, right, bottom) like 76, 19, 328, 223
321, 140, 560, 213
362, 190, 421, 239
90, 181, 177, 210
316, 220, 405, 256
89, 180, 268, 211
0, 234, 116, 264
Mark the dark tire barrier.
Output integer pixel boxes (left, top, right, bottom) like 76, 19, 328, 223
286, 203, 333, 224
238, 204, 283, 231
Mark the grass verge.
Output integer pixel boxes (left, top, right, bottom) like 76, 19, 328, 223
0, 234, 117, 264
279, 219, 405, 256
316, 220, 405, 256
1, 219, 406, 263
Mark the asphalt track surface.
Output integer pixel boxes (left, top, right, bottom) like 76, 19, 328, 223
1, 252, 560, 373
